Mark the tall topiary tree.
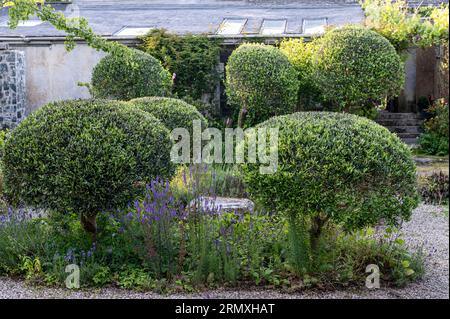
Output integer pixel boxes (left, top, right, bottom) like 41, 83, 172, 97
313, 26, 404, 114
242, 112, 419, 270
225, 43, 299, 128
91, 49, 172, 101
3, 99, 176, 238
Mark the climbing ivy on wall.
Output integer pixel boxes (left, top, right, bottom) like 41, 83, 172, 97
2, 0, 129, 56
141, 29, 222, 101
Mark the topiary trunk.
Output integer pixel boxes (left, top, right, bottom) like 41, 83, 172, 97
80, 214, 97, 241
309, 214, 328, 256
238, 107, 247, 128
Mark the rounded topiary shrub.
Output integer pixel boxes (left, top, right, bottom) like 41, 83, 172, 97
313, 26, 404, 112
129, 97, 208, 134
242, 112, 419, 253
3, 99, 175, 235
225, 43, 299, 128
91, 49, 172, 101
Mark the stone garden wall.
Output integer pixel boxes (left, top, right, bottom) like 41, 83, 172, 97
0, 49, 26, 129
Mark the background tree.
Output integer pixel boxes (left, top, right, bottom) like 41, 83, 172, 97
225, 43, 299, 128
312, 26, 404, 115
91, 49, 172, 100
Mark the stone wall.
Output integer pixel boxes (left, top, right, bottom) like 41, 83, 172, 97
0, 49, 26, 129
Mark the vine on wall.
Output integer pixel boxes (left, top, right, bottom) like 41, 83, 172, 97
2, 0, 131, 57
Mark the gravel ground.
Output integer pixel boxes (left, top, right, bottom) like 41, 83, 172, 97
0, 204, 448, 299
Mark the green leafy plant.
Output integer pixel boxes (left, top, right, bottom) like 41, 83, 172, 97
319, 226, 425, 287
361, 0, 449, 51
91, 49, 172, 101
279, 38, 322, 111
129, 96, 208, 135
225, 43, 299, 128
19, 256, 42, 280
0, 169, 425, 291
419, 99, 449, 156
2, 99, 175, 237
312, 26, 404, 113
141, 29, 221, 101
242, 112, 420, 271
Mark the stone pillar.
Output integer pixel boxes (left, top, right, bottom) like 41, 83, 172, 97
0, 47, 26, 129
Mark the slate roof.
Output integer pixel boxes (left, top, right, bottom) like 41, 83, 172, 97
0, 0, 365, 39
406, 0, 448, 6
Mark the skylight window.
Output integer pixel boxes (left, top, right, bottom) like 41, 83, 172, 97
260, 19, 286, 35
114, 27, 153, 36
302, 18, 327, 35
216, 19, 247, 35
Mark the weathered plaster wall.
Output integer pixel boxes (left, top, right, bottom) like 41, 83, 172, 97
399, 48, 417, 113
21, 44, 105, 113
0, 49, 26, 129
416, 47, 437, 100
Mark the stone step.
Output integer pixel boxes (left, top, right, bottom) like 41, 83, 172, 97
376, 111, 423, 120
402, 137, 420, 145
396, 132, 421, 139
387, 126, 422, 134
376, 119, 423, 127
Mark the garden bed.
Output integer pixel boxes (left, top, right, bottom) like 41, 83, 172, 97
0, 204, 447, 299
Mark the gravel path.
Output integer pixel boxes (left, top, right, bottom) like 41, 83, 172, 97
0, 204, 448, 299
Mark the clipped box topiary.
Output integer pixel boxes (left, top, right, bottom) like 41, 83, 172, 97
129, 96, 208, 134
225, 43, 299, 128
242, 112, 419, 269
312, 26, 404, 113
2, 99, 176, 237
91, 49, 172, 101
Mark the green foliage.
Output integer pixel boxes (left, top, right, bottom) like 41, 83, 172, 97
0, 130, 7, 160
225, 43, 299, 127
312, 26, 404, 112
141, 29, 221, 101
129, 96, 207, 135
361, 0, 449, 51
279, 38, 322, 111
242, 112, 419, 269
181, 96, 225, 130
0, 130, 7, 211
2, 99, 175, 220
419, 171, 449, 205
318, 226, 425, 287
0, 165, 425, 291
419, 99, 449, 156
419, 133, 449, 156
91, 49, 172, 101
